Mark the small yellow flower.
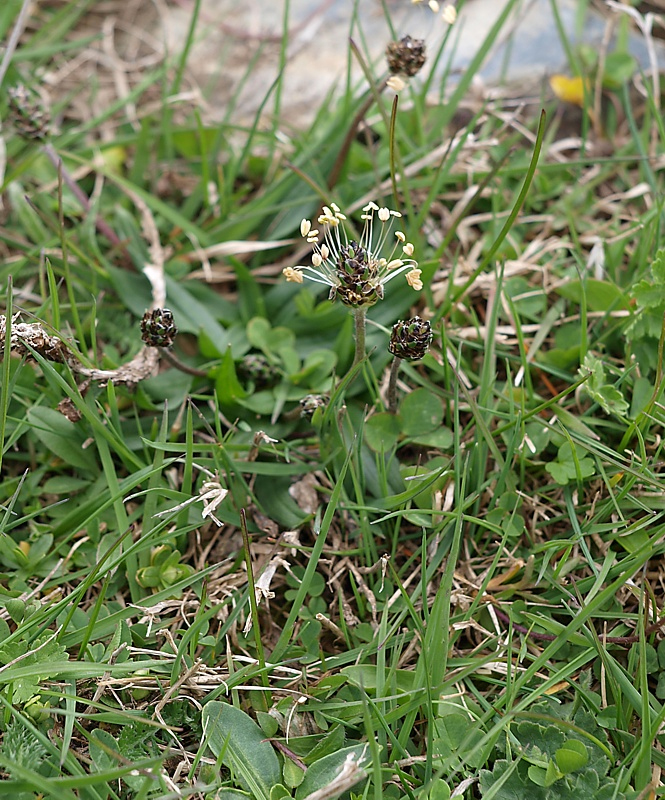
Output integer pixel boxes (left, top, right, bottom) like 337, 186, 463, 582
415, 0, 441, 10
283, 266, 304, 284
387, 75, 406, 92
442, 4, 456, 23
406, 269, 423, 291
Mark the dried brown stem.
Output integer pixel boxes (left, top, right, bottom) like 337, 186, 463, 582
492, 603, 665, 647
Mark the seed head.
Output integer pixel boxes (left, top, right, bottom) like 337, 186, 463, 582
140, 308, 177, 348
389, 316, 433, 360
386, 36, 427, 77
300, 394, 328, 418
7, 84, 51, 140
238, 354, 278, 388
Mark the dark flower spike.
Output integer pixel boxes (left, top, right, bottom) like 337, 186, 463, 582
300, 394, 328, 418
389, 316, 433, 361
284, 202, 422, 308
7, 84, 51, 140
140, 308, 178, 348
238, 354, 278, 388
386, 36, 427, 77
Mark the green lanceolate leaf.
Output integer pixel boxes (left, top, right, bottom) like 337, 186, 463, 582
202, 701, 280, 800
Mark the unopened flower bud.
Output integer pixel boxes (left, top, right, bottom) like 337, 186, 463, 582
7, 84, 51, 140
238, 354, 278, 388
389, 317, 432, 360
386, 36, 426, 77
140, 308, 177, 348
299, 394, 328, 418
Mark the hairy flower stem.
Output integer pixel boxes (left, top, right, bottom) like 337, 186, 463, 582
239, 508, 271, 709
387, 356, 402, 413
351, 306, 368, 372
160, 347, 208, 377
42, 143, 126, 255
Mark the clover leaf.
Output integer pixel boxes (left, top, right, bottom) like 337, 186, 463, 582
546, 442, 595, 486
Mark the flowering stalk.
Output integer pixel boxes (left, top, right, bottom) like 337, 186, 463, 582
7, 84, 126, 256
388, 316, 433, 412
283, 202, 422, 378
387, 356, 403, 414
351, 306, 368, 371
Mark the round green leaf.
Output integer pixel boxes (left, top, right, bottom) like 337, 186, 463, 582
364, 413, 401, 452
399, 389, 443, 436
555, 740, 588, 774
429, 778, 451, 800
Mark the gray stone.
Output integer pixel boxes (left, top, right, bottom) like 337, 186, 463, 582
162, 0, 665, 127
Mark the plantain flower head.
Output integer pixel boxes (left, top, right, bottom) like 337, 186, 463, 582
386, 36, 427, 77
389, 316, 433, 360
283, 202, 420, 308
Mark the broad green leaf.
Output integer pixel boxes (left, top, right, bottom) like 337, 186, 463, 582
528, 760, 560, 787
593, 385, 629, 417
364, 412, 401, 452
26, 407, 98, 472
269, 784, 290, 800
555, 279, 628, 312
407, 428, 453, 449
433, 713, 490, 769
88, 729, 120, 774
400, 388, 443, 436
632, 279, 664, 309
283, 759, 305, 789
295, 744, 369, 800
202, 701, 280, 800
256, 712, 279, 738
247, 317, 295, 358
341, 664, 416, 692
214, 348, 247, 406
602, 52, 637, 88
545, 443, 595, 486
657, 672, 665, 700
42, 476, 91, 493
630, 375, 653, 418
302, 724, 346, 765
246, 317, 272, 351
254, 474, 309, 528
428, 778, 451, 800
289, 349, 336, 386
